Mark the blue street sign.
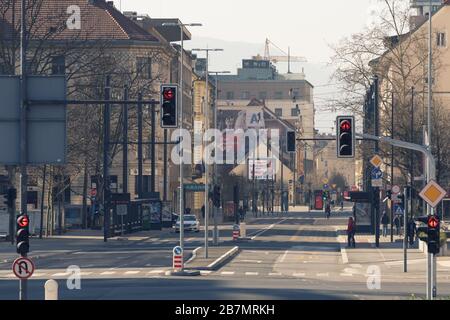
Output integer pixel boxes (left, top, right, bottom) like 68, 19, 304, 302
323, 184, 329, 190
371, 168, 383, 180
394, 204, 404, 216
173, 246, 183, 255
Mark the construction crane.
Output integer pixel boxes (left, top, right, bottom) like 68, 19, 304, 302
263, 38, 307, 73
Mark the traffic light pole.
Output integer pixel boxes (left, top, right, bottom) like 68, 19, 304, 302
19, 0, 28, 301
359, 133, 436, 300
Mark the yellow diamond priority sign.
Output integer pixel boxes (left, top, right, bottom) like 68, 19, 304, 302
370, 155, 383, 168
419, 180, 447, 208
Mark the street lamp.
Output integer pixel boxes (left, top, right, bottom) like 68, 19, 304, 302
162, 22, 202, 264
191, 48, 224, 258
208, 71, 230, 246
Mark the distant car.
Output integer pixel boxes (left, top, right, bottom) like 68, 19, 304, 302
173, 215, 200, 233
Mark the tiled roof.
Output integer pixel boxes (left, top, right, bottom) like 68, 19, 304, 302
0, 0, 159, 42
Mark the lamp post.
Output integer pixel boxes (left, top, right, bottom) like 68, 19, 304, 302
162, 22, 202, 262
191, 48, 223, 258
208, 71, 230, 246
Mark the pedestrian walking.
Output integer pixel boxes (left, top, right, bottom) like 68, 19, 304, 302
408, 218, 417, 246
326, 204, 331, 219
201, 205, 205, 219
347, 217, 356, 248
381, 211, 389, 237
394, 215, 400, 236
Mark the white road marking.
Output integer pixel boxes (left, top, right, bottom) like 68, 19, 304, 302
438, 261, 450, 268
340, 246, 349, 264
245, 272, 259, 276
200, 271, 212, 275
221, 271, 235, 276
80, 272, 93, 276
52, 272, 70, 277
124, 271, 140, 275
249, 218, 289, 240
31, 273, 46, 278
100, 271, 116, 275
293, 273, 306, 277
148, 270, 165, 274
241, 260, 262, 264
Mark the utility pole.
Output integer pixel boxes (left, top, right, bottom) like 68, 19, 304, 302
19, 0, 28, 300
162, 22, 201, 258
122, 86, 128, 194
103, 76, 111, 242
391, 92, 395, 243
150, 102, 156, 193
410, 87, 415, 220
427, 0, 435, 300
209, 71, 230, 245
373, 76, 380, 248
191, 48, 224, 257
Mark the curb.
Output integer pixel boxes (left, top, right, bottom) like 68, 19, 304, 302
185, 247, 202, 265
185, 246, 240, 271
206, 246, 239, 270
165, 270, 201, 277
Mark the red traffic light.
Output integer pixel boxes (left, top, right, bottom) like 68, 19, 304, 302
428, 216, 439, 229
163, 89, 175, 100
17, 215, 29, 228
340, 120, 351, 131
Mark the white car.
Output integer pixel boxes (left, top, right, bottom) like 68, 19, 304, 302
173, 215, 200, 233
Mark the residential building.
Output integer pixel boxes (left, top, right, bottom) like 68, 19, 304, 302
216, 56, 315, 204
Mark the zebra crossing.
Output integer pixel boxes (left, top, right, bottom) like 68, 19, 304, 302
0, 268, 170, 280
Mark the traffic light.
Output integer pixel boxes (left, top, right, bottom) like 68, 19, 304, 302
286, 131, 296, 153
160, 84, 178, 128
336, 116, 355, 158
16, 215, 30, 256
213, 185, 221, 208
428, 215, 440, 255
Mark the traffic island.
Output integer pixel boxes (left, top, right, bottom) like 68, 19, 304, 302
185, 246, 240, 271
165, 270, 201, 277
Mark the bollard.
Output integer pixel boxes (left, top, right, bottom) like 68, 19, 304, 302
45, 279, 58, 300
240, 223, 247, 238
233, 224, 240, 241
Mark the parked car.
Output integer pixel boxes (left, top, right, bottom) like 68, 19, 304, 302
173, 215, 200, 233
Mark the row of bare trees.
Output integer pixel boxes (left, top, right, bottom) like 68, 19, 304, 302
330, 0, 450, 188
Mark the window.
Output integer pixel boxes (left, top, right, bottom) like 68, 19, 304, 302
51, 55, 66, 75
259, 91, 267, 100
437, 32, 446, 47
241, 91, 250, 99
134, 175, 152, 194
274, 91, 283, 100
291, 108, 299, 117
275, 108, 283, 117
226, 91, 234, 100
136, 57, 152, 79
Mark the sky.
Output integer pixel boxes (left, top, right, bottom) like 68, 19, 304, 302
120, 0, 374, 64
118, 0, 380, 133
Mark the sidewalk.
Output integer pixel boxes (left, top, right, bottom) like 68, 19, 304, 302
185, 246, 239, 271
